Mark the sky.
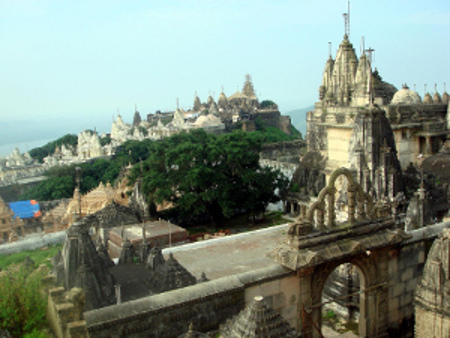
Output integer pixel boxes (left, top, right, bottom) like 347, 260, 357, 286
0, 0, 449, 155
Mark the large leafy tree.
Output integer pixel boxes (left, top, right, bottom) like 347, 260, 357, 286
130, 129, 288, 226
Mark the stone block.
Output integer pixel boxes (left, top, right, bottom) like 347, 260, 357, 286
417, 250, 425, 264
50, 287, 66, 304
280, 275, 299, 294
66, 320, 88, 338
392, 283, 404, 298
260, 279, 281, 295
399, 247, 419, 270
389, 296, 400, 312
402, 305, 413, 317
388, 259, 398, 277
388, 308, 400, 323
56, 303, 76, 326
401, 267, 414, 282
406, 278, 418, 293
272, 292, 287, 309
400, 292, 412, 307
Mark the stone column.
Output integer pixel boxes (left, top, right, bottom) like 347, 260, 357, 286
426, 137, 432, 155
297, 270, 314, 337
327, 187, 336, 227
317, 205, 325, 231
348, 185, 356, 223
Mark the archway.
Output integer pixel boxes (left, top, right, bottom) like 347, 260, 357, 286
306, 253, 382, 338
321, 262, 361, 336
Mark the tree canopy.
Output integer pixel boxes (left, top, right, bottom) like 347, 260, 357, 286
19, 139, 154, 201
28, 134, 78, 163
130, 129, 288, 226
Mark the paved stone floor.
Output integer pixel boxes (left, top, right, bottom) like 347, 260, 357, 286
108, 224, 290, 301
163, 223, 290, 280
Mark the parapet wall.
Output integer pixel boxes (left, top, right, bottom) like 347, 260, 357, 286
85, 265, 292, 337
0, 230, 66, 255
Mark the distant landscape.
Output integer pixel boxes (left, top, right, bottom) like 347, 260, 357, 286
283, 105, 313, 137
0, 105, 314, 157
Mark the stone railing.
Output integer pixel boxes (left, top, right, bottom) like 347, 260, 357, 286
43, 274, 89, 338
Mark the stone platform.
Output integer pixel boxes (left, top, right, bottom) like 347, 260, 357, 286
163, 224, 289, 280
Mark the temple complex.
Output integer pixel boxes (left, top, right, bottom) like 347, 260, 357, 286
307, 34, 449, 180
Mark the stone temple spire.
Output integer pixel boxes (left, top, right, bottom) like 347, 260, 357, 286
147, 252, 196, 293
242, 74, 256, 98
60, 216, 116, 310
221, 296, 296, 337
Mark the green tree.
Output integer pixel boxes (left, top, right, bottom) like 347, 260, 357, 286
29, 134, 78, 163
130, 129, 288, 226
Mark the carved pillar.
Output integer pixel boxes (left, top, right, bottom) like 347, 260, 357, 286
425, 137, 432, 155
317, 205, 325, 231
301, 205, 307, 218
364, 168, 370, 194
327, 187, 336, 227
348, 185, 356, 223
291, 203, 295, 215
297, 270, 314, 337
356, 195, 365, 220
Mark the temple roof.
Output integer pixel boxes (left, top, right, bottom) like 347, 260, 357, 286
391, 85, 422, 105
90, 202, 140, 228
220, 296, 296, 337
423, 92, 433, 104
147, 253, 197, 293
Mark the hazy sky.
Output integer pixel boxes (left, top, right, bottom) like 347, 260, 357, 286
0, 0, 449, 149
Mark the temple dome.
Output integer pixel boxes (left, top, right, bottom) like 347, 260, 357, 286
391, 85, 422, 104
442, 92, 449, 105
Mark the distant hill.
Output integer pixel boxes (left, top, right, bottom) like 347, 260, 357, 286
283, 105, 314, 136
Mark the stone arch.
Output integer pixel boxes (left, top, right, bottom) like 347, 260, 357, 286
302, 167, 374, 229
305, 253, 383, 337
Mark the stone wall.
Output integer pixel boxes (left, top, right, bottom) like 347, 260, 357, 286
85, 265, 293, 337
0, 230, 66, 255
260, 140, 306, 162
244, 274, 300, 330
386, 241, 426, 336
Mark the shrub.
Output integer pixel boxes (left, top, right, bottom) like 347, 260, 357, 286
0, 264, 48, 336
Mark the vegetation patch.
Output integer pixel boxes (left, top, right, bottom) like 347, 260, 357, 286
0, 244, 63, 270
0, 264, 50, 337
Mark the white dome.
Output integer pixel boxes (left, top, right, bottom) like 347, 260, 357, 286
391, 85, 422, 105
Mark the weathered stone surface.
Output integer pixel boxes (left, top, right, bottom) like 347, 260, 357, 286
415, 229, 450, 337
57, 216, 116, 310
147, 253, 197, 293
220, 296, 296, 337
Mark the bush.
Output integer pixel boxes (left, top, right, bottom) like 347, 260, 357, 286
0, 264, 48, 336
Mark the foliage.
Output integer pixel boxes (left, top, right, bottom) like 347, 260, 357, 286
0, 244, 63, 270
19, 139, 155, 201
290, 125, 303, 140
29, 134, 78, 163
99, 135, 112, 147
290, 183, 300, 193
252, 117, 302, 142
260, 100, 277, 108
138, 126, 148, 137
130, 129, 289, 226
0, 264, 48, 336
